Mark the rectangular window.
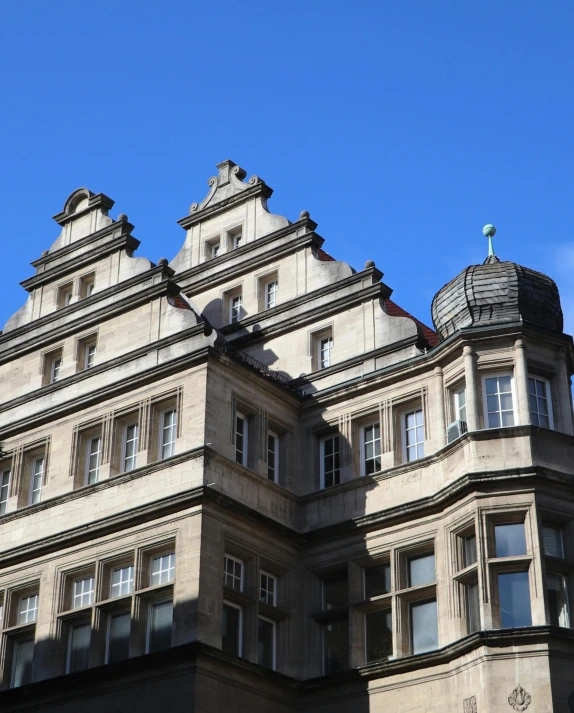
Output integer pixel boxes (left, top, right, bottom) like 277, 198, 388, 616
30, 457, 44, 504
466, 581, 480, 633
258, 617, 276, 669
51, 357, 62, 383
85, 344, 96, 369
160, 409, 177, 459
408, 553, 436, 587
224, 555, 243, 592
454, 386, 467, 423
322, 569, 348, 611
18, 594, 38, 624
484, 374, 514, 428
498, 571, 531, 627
365, 609, 392, 662
150, 553, 175, 586
364, 563, 391, 599
320, 435, 340, 489
410, 599, 438, 654
265, 280, 278, 309
111, 565, 134, 598
323, 618, 349, 674
362, 424, 381, 476
494, 523, 527, 557
73, 577, 94, 609
319, 336, 333, 369
211, 241, 220, 258
547, 573, 569, 627
0, 469, 10, 515
260, 572, 276, 606
543, 526, 564, 558
147, 599, 173, 653
233, 232, 243, 249
230, 294, 242, 323
67, 623, 91, 673
235, 414, 247, 466
267, 431, 278, 482
222, 601, 242, 656
11, 639, 34, 688
528, 377, 552, 428
106, 612, 131, 663
464, 534, 477, 567
404, 409, 424, 462
85, 436, 101, 485
123, 423, 139, 472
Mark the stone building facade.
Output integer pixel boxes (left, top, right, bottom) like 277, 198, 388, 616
0, 160, 572, 712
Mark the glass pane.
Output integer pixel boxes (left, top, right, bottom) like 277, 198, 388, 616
536, 380, 546, 397
485, 378, 498, 395
464, 535, 477, 566
69, 624, 91, 672
501, 410, 515, 427
323, 569, 348, 610
364, 564, 391, 598
222, 604, 241, 656
323, 618, 349, 674
488, 412, 501, 428
410, 600, 438, 654
467, 582, 480, 633
258, 618, 275, 668
408, 553, 436, 587
543, 526, 564, 558
500, 393, 513, 411
148, 600, 173, 653
547, 574, 569, 627
486, 395, 499, 413
366, 609, 392, 662
498, 571, 531, 627
12, 639, 34, 687
495, 524, 526, 557
499, 375, 511, 391
108, 613, 131, 663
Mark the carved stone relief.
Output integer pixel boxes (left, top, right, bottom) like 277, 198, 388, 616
463, 695, 477, 713
508, 685, 531, 712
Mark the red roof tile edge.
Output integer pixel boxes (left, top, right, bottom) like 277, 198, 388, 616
385, 299, 439, 347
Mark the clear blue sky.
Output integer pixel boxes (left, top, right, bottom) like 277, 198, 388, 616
1, 1, 574, 333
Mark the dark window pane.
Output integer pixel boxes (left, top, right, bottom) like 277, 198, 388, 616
108, 613, 130, 663
547, 574, 569, 627
364, 564, 391, 598
366, 609, 392, 662
543, 526, 564, 558
498, 572, 531, 628
466, 582, 480, 633
148, 600, 173, 653
323, 569, 348, 610
258, 618, 275, 668
408, 553, 436, 587
68, 624, 91, 672
222, 603, 241, 656
323, 618, 348, 674
12, 639, 34, 687
495, 524, 526, 557
464, 535, 477, 566
410, 600, 438, 654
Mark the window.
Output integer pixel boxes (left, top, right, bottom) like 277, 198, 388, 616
494, 523, 527, 557
210, 241, 220, 258
258, 617, 276, 669
364, 563, 391, 599
85, 436, 101, 485
11, 639, 34, 688
122, 422, 139, 472
224, 555, 243, 592
463, 534, 477, 567
67, 623, 91, 672
267, 431, 278, 482
404, 409, 424, 462
483, 374, 514, 428
18, 594, 38, 625
529, 377, 553, 428
111, 565, 134, 597
50, 356, 62, 383
362, 423, 381, 476
73, 577, 94, 609
466, 581, 480, 633
0, 469, 10, 515
323, 618, 349, 674
497, 571, 531, 627
147, 600, 173, 653
222, 601, 242, 656
230, 293, 242, 323
543, 525, 564, 559
320, 335, 333, 369
235, 413, 247, 466
260, 572, 276, 606
366, 609, 392, 662
410, 599, 438, 654
29, 457, 44, 504
58, 283, 73, 309
454, 386, 467, 423
547, 573, 569, 627
323, 569, 348, 611
160, 409, 177, 459
264, 279, 278, 310
106, 612, 131, 663
408, 553, 436, 587
85, 343, 96, 369
80, 273, 95, 298
320, 435, 340, 489
232, 231, 243, 249
151, 553, 175, 586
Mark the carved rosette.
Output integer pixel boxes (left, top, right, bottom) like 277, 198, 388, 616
508, 685, 531, 712
463, 695, 477, 713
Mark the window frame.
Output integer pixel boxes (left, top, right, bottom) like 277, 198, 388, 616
319, 335, 333, 369
0, 468, 11, 515
159, 408, 177, 460
481, 372, 516, 429
528, 375, 554, 429
18, 593, 39, 625
320, 434, 341, 489
257, 615, 277, 670
267, 430, 279, 482
453, 384, 467, 423
222, 599, 243, 657
150, 552, 175, 587
11, 637, 35, 688
105, 610, 131, 664
29, 456, 44, 505
84, 342, 97, 370
402, 408, 425, 463
259, 571, 277, 607
72, 576, 95, 609
111, 564, 135, 598
145, 597, 173, 654
235, 412, 248, 467
50, 355, 62, 383
121, 421, 139, 473
85, 435, 101, 485
360, 422, 381, 477
224, 554, 244, 593
264, 279, 278, 310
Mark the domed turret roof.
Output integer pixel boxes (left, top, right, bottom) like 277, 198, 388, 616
431, 254, 563, 341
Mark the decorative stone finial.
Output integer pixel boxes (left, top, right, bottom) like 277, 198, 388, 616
117, 213, 128, 222
365, 260, 375, 268
482, 224, 496, 257
300, 210, 310, 219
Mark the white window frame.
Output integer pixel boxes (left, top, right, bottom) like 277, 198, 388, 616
230, 293, 242, 324
259, 571, 277, 606
145, 598, 173, 654
222, 599, 243, 657
85, 435, 101, 485
18, 594, 39, 624
211, 241, 221, 258
235, 413, 248, 467
264, 279, 278, 310
320, 434, 341, 489
150, 552, 175, 586
258, 615, 277, 670
86, 280, 95, 297
528, 375, 554, 429
111, 565, 134, 598
547, 572, 570, 627
50, 356, 62, 383
85, 343, 96, 369
159, 408, 177, 460
0, 469, 10, 515
29, 457, 44, 504
122, 422, 139, 473
63, 289, 73, 307
224, 554, 244, 592
233, 232, 243, 249
72, 577, 95, 609
402, 408, 425, 463
453, 385, 467, 423
482, 372, 516, 429
360, 423, 381, 477
267, 430, 279, 482
319, 335, 333, 369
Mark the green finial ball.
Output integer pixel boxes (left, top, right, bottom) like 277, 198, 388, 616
482, 224, 496, 238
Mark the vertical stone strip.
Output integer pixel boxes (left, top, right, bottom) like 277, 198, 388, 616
11, 445, 24, 497
139, 398, 151, 452
556, 349, 574, 435
513, 338, 531, 426
176, 386, 184, 438
101, 412, 114, 465
463, 345, 479, 431
68, 426, 79, 478
434, 366, 446, 448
